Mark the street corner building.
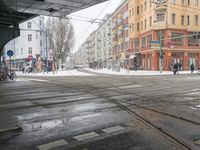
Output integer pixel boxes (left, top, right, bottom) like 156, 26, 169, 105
74, 0, 200, 71
127, 0, 200, 71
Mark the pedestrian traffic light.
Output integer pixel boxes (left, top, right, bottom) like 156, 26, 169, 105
193, 32, 200, 39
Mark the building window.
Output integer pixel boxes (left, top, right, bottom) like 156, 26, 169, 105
187, 15, 190, 25
195, 15, 199, 25
21, 48, 23, 55
150, 16, 152, 27
171, 0, 176, 4
188, 0, 190, 6
144, 2, 147, 11
171, 32, 184, 46
195, 0, 199, 6
28, 47, 32, 54
141, 5, 143, 13
181, 15, 185, 25
144, 19, 147, 29
188, 35, 199, 46
157, 13, 165, 22
134, 38, 139, 49
181, 0, 185, 5
132, 24, 134, 33
27, 22, 31, 28
36, 32, 38, 39
141, 21, 143, 31
172, 14, 176, 25
28, 34, 32, 41
137, 23, 140, 31
132, 8, 134, 16
141, 37, 146, 48
147, 34, 152, 46
150, 0, 152, 7
40, 40, 42, 46
137, 6, 140, 14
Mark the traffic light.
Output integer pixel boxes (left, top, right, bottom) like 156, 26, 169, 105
193, 32, 200, 39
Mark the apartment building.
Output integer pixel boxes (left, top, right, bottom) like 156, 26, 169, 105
95, 15, 112, 69
129, 0, 200, 70
85, 31, 96, 68
112, 0, 129, 69
4, 16, 47, 69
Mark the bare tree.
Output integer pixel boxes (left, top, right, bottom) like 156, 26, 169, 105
46, 17, 75, 70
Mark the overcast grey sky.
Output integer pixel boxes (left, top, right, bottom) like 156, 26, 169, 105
70, 0, 124, 53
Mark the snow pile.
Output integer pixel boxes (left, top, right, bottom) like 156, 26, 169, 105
16, 70, 93, 76
86, 68, 192, 76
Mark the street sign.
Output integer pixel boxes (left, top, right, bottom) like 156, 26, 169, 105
28, 55, 33, 61
7, 50, 14, 57
150, 41, 161, 49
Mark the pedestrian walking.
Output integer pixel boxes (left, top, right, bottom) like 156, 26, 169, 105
126, 64, 130, 73
173, 63, 178, 75
61, 65, 64, 71
190, 63, 195, 74
178, 63, 182, 71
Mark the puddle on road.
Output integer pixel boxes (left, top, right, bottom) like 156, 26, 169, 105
184, 91, 200, 96
22, 119, 66, 131
194, 105, 200, 108
17, 112, 46, 121
190, 107, 198, 110
74, 102, 115, 111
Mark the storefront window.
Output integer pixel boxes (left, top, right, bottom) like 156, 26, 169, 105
188, 35, 199, 46
147, 34, 152, 46
141, 37, 146, 48
134, 37, 139, 51
171, 32, 184, 46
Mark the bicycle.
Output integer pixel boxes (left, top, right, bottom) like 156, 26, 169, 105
6, 71, 17, 80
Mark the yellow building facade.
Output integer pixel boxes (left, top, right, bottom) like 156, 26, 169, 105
128, 0, 200, 70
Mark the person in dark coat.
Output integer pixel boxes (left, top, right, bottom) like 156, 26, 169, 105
173, 63, 178, 75
178, 63, 182, 71
190, 63, 195, 74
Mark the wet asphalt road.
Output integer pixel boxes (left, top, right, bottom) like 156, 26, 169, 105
0, 71, 200, 150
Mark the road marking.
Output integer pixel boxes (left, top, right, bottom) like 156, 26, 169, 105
119, 85, 143, 89
73, 132, 99, 141
108, 85, 142, 90
28, 79, 48, 82
37, 139, 68, 150
102, 126, 125, 133
0, 126, 21, 134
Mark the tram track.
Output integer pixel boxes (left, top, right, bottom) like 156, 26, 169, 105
71, 76, 198, 150
2, 76, 198, 149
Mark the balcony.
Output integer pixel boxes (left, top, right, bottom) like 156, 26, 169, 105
153, 21, 167, 30
155, 5, 167, 11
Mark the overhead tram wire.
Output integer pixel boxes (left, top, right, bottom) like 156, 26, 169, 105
76, 0, 114, 45
14, 16, 102, 41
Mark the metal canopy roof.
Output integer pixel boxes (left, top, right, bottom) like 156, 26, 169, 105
0, 0, 107, 27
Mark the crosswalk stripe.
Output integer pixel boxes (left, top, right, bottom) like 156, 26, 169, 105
73, 132, 99, 141
37, 139, 68, 150
102, 126, 125, 133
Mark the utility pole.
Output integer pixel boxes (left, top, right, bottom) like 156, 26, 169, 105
45, 30, 48, 73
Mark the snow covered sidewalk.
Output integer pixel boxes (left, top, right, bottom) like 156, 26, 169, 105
86, 68, 192, 76
16, 70, 94, 76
